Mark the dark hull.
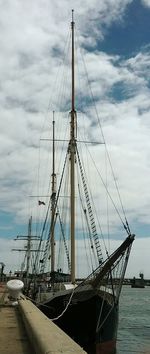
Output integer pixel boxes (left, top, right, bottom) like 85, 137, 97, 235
39, 286, 118, 354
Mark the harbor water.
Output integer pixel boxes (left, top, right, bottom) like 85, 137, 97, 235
117, 286, 150, 354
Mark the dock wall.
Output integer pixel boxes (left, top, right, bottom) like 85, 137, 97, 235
19, 299, 87, 354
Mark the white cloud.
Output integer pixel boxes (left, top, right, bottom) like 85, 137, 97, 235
1, 0, 150, 278
0, 238, 26, 273
1, 236, 150, 280
141, 0, 150, 7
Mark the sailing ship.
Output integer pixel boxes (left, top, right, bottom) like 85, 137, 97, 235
29, 11, 135, 354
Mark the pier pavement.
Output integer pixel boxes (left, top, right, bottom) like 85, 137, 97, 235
0, 282, 34, 354
0, 282, 87, 354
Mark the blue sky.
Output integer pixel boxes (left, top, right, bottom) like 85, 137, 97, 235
0, 0, 150, 276
99, 1, 150, 57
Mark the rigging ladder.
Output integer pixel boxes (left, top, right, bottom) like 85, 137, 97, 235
77, 148, 103, 265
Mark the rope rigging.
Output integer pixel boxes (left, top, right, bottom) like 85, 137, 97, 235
28, 17, 133, 285
75, 27, 131, 235
39, 149, 69, 273
76, 147, 103, 265
77, 178, 98, 266
57, 206, 71, 272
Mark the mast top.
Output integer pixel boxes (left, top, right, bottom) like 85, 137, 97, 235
71, 9, 74, 25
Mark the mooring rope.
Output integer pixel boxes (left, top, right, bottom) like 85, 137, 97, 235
25, 287, 75, 321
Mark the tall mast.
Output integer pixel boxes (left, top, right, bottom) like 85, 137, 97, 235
70, 10, 76, 284
51, 111, 56, 273
26, 216, 32, 278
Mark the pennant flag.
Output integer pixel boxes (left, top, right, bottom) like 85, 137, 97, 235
38, 200, 46, 206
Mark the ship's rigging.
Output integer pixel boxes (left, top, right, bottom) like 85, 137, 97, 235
22, 11, 134, 282
16, 12, 135, 354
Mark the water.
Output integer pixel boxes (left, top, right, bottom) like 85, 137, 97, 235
117, 286, 150, 354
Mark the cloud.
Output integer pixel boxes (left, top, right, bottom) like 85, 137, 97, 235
1, 236, 150, 280
0, 238, 25, 273
141, 0, 150, 7
0, 0, 150, 278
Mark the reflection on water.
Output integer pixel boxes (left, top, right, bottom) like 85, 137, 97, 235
117, 286, 150, 354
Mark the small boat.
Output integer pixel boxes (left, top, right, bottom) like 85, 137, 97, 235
28, 11, 135, 354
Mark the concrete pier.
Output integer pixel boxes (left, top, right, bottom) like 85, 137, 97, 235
0, 283, 34, 354
0, 283, 87, 354
19, 299, 87, 354
0, 305, 35, 354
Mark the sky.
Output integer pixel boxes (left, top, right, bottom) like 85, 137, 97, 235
0, 0, 150, 278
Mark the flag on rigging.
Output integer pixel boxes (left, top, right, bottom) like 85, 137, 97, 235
38, 200, 46, 206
